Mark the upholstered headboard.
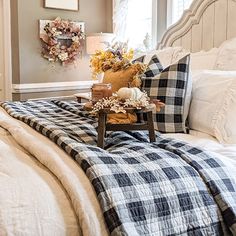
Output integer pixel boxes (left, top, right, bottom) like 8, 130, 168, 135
158, 0, 236, 52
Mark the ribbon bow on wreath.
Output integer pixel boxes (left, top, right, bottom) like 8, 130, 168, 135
40, 17, 85, 66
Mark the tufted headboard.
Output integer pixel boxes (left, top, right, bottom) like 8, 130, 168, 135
158, 0, 236, 52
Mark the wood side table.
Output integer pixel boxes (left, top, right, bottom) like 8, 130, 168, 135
97, 108, 156, 148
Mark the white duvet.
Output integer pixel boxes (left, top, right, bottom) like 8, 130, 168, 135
0, 128, 81, 235
0, 107, 235, 236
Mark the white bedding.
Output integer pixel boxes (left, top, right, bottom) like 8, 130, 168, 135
0, 126, 81, 236
0, 108, 235, 235
0, 108, 108, 236
189, 70, 236, 144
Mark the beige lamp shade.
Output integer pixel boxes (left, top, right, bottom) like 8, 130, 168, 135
86, 33, 115, 54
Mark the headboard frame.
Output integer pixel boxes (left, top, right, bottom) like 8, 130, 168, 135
158, 0, 236, 52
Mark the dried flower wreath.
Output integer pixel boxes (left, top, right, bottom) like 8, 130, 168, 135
40, 17, 85, 65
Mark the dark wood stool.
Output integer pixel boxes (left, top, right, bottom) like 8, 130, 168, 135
97, 108, 156, 148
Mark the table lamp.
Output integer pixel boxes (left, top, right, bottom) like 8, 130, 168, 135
86, 33, 115, 54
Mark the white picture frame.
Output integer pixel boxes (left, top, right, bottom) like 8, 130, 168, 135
44, 0, 79, 11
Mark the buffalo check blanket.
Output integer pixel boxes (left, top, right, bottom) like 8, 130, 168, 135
2, 100, 236, 236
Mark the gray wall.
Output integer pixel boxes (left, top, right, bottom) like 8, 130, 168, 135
0, 0, 4, 100
156, 0, 167, 43
11, 0, 20, 86
10, 0, 168, 100
106, 0, 113, 33
11, 0, 113, 85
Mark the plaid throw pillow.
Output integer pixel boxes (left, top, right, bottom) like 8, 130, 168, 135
143, 54, 163, 78
142, 54, 190, 133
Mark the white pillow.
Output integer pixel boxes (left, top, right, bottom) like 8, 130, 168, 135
189, 70, 236, 144
134, 46, 189, 68
214, 37, 236, 71
190, 48, 219, 71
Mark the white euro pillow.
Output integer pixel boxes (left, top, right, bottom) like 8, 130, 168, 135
214, 37, 236, 71
190, 48, 219, 71
134, 46, 189, 68
189, 70, 236, 144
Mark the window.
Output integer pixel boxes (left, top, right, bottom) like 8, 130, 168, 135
113, 0, 157, 51
167, 0, 193, 27
126, 0, 156, 51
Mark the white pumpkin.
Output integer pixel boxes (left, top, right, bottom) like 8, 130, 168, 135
117, 87, 144, 100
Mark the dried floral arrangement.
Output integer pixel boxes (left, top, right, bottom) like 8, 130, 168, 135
40, 17, 85, 65
90, 41, 148, 89
90, 42, 147, 78
91, 91, 165, 115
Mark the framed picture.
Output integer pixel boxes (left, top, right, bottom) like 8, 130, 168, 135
44, 0, 79, 11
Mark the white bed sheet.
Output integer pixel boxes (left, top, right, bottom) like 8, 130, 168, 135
0, 108, 235, 235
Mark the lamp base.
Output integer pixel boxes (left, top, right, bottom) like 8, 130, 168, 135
97, 73, 104, 83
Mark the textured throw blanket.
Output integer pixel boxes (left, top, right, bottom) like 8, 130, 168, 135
2, 100, 236, 236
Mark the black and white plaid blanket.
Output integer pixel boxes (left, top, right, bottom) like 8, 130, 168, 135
2, 100, 236, 236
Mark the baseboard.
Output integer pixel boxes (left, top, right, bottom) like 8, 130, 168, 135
12, 81, 95, 94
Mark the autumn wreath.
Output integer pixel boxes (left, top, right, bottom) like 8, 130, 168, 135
40, 17, 85, 65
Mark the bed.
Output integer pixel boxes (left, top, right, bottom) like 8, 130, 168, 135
1, 0, 236, 235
